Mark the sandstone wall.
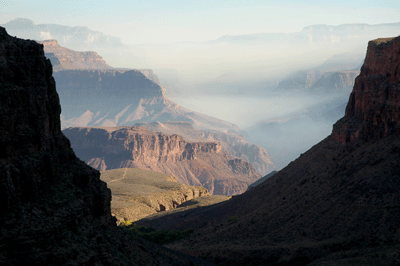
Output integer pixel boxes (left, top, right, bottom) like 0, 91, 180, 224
332, 36, 400, 143
64, 126, 260, 195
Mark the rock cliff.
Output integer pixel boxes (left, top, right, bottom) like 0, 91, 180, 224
40, 39, 113, 71
277, 69, 359, 93
332, 36, 400, 143
310, 70, 360, 92
135, 121, 275, 175
0, 26, 213, 266
63, 126, 261, 195
138, 36, 400, 265
54, 67, 239, 132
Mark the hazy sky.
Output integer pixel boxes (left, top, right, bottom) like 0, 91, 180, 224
1, 0, 399, 44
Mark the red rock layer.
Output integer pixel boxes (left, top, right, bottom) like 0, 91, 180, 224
63, 126, 261, 195
332, 36, 400, 144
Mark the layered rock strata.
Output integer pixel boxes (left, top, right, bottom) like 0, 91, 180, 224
332, 37, 400, 143
63, 126, 261, 195
0, 27, 213, 266
40, 39, 113, 71
136, 121, 275, 176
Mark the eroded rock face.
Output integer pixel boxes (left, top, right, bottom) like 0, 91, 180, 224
0, 27, 213, 266
63, 126, 261, 195
332, 36, 400, 143
136, 121, 275, 176
41, 39, 113, 71
311, 70, 360, 92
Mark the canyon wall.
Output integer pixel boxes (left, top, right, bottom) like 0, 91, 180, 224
136, 121, 275, 175
0, 26, 212, 266
63, 126, 261, 195
332, 37, 400, 143
40, 39, 113, 71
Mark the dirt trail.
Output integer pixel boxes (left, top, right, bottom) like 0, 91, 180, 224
109, 168, 128, 183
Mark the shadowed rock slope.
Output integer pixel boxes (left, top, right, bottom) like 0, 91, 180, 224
63, 126, 261, 195
138, 36, 400, 265
0, 27, 213, 266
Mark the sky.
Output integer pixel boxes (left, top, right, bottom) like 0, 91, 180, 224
1, 0, 400, 44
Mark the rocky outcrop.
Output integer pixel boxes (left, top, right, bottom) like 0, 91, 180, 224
0, 26, 214, 266
54, 68, 239, 132
276, 52, 363, 93
101, 168, 209, 223
41, 39, 113, 71
138, 36, 400, 265
54, 69, 165, 102
277, 69, 321, 91
138, 69, 161, 84
277, 69, 359, 93
136, 121, 275, 175
310, 70, 360, 92
332, 36, 400, 144
63, 126, 261, 195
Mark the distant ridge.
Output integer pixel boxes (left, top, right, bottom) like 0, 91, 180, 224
212, 22, 400, 44
40, 39, 113, 71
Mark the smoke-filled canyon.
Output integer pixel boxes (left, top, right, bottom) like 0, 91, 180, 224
1, 2, 400, 263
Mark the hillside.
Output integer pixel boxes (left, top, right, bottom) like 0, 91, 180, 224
63, 126, 261, 195
100, 168, 210, 223
137, 36, 400, 265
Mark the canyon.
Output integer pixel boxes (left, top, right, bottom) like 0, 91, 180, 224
138, 36, 400, 265
63, 126, 261, 195
39, 40, 274, 176
2, 16, 400, 265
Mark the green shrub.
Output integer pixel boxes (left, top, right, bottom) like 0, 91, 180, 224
119, 220, 133, 227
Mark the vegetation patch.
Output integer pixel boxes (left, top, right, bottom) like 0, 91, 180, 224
120, 222, 194, 245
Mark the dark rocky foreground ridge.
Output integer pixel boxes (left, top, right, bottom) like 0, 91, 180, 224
138, 36, 400, 265
0, 27, 214, 266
